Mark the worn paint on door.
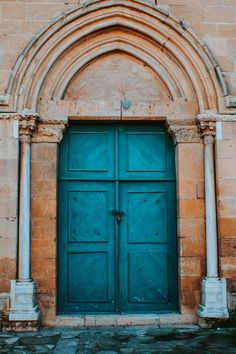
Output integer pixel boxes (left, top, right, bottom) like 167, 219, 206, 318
57, 124, 178, 314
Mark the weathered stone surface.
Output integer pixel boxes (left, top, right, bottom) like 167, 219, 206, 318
0, 326, 236, 353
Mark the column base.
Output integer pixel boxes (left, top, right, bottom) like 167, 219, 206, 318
9, 280, 40, 321
197, 277, 229, 319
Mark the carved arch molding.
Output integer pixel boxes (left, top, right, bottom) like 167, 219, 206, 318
0, 0, 236, 136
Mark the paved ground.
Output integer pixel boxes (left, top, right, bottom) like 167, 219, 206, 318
0, 325, 236, 353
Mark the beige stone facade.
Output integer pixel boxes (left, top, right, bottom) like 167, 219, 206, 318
0, 0, 236, 328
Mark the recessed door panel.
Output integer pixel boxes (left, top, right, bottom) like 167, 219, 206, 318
68, 190, 109, 243
126, 191, 167, 243
59, 125, 115, 180
127, 251, 168, 303
68, 252, 109, 303
119, 125, 175, 180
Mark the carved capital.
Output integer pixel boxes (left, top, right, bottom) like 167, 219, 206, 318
19, 115, 38, 143
197, 115, 216, 144
32, 119, 68, 143
166, 119, 200, 145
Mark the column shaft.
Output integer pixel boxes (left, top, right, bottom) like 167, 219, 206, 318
18, 141, 31, 281
204, 136, 218, 278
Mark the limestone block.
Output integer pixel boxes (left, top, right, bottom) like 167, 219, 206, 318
179, 257, 202, 277
217, 159, 236, 178
222, 122, 236, 140
0, 258, 16, 292
55, 316, 84, 327
180, 276, 201, 292
26, 4, 65, 21
176, 144, 204, 181
218, 218, 236, 236
0, 238, 16, 259
116, 315, 160, 326
220, 237, 236, 257
0, 199, 18, 218
0, 20, 19, 35
170, 4, 205, 24
31, 199, 56, 218
218, 24, 236, 37
181, 290, 201, 310
220, 257, 236, 278
216, 140, 236, 159
218, 197, 236, 218
178, 217, 205, 238
31, 218, 56, 240
0, 217, 17, 240
204, 36, 229, 57
95, 315, 118, 326
179, 237, 205, 257
2, 3, 26, 20
179, 199, 205, 218
205, 6, 235, 23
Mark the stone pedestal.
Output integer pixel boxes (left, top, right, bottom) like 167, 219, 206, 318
9, 280, 40, 321
198, 277, 229, 319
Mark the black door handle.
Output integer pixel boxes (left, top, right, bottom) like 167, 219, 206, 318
111, 209, 124, 224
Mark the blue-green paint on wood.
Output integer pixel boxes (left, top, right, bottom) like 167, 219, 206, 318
57, 123, 178, 314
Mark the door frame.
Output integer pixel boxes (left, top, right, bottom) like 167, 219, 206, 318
57, 122, 179, 314
30, 115, 203, 326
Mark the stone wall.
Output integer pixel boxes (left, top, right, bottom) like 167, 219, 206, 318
30, 143, 58, 326
0, 0, 235, 324
0, 119, 18, 292
0, 0, 236, 96
216, 121, 236, 312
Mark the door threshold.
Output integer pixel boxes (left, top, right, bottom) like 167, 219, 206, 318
55, 313, 197, 327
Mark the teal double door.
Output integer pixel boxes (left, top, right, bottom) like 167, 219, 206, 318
58, 123, 178, 314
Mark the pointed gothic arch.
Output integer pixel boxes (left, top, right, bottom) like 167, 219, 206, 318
0, 0, 229, 115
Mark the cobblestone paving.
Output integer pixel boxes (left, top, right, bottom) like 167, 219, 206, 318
0, 326, 236, 353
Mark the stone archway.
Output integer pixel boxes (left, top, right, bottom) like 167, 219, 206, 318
1, 0, 230, 327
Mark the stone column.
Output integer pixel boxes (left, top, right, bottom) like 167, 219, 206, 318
197, 117, 229, 319
9, 115, 40, 323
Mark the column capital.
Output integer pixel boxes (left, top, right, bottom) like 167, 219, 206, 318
19, 115, 38, 143
197, 115, 216, 143
32, 119, 68, 143
166, 118, 200, 145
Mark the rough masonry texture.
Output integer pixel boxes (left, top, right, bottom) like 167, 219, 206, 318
0, 0, 236, 329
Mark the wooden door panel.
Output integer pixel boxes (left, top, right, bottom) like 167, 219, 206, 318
59, 124, 115, 180
119, 125, 175, 180
57, 181, 116, 313
119, 181, 178, 312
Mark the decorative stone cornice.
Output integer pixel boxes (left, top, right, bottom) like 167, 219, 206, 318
32, 119, 68, 143
18, 115, 38, 143
0, 113, 21, 120
0, 113, 39, 121
166, 119, 200, 145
